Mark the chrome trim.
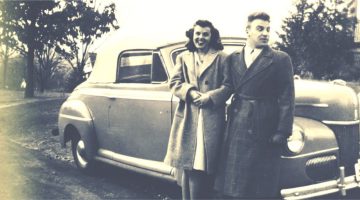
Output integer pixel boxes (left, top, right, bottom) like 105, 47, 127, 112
98, 148, 174, 175
79, 88, 172, 101
296, 103, 329, 108
306, 155, 337, 166
59, 114, 92, 122
76, 140, 89, 168
94, 156, 176, 183
281, 160, 360, 200
322, 120, 360, 125
281, 148, 338, 159
281, 174, 359, 200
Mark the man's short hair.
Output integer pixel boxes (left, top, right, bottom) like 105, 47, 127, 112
247, 12, 270, 23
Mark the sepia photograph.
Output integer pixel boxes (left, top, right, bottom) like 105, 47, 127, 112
1, 0, 360, 199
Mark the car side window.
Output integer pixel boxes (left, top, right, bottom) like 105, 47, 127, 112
117, 51, 167, 84
118, 51, 152, 83
151, 53, 168, 83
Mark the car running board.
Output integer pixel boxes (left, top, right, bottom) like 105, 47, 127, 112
95, 148, 177, 183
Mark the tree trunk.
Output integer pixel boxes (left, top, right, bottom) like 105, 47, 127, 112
38, 75, 45, 93
2, 47, 9, 89
25, 45, 35, 98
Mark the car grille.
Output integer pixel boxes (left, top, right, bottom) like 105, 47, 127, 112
328, 124, 359, 175
305, 155, 338, 181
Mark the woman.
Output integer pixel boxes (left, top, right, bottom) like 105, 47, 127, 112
164, 20, 231, 199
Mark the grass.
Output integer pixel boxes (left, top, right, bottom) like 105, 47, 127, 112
0, 98, 73, 162
0, 89, 68, 104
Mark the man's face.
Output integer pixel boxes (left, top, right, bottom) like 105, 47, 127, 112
193, 25, 212, 51
246, 19, 270, 48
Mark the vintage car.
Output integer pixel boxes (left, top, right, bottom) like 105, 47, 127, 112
57, 35, 360, 199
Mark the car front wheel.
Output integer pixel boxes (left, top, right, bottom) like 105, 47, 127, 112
71, 136, 95, 173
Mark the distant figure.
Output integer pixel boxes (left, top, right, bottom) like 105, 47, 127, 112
164, 20, 231, 199
20, 78, 26, 89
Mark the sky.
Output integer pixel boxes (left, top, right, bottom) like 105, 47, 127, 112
113, 0, 293, 35
93, 0, 359, 51
93, 0, 296, 51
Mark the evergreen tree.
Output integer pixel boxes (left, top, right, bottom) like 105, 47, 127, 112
277, 0, 356, 80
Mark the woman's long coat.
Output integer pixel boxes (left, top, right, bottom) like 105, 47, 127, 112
214, 46, 295, 198
164, 50, 231, 174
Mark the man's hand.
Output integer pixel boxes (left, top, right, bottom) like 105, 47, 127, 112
270, 134, 287, 145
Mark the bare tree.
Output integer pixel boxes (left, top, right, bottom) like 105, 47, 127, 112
56, 0, 118, 90
0, 43, 17, 89
35, 46, 62, 93
0, 2, 17, 89
0, 1, 64, 97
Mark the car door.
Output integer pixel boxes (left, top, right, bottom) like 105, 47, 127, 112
107, 50, 172, 162
79, 51, 119, 151
79, 84, 113, 149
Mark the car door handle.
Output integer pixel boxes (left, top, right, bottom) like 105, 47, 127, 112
108, 96, 117, 100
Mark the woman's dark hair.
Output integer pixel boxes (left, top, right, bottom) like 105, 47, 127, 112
185, 20, 224, 52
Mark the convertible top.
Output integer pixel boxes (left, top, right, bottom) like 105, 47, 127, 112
95, 29, 187, 54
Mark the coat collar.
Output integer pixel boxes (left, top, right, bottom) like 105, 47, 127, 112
183, 49, 219, 79
196, 49, 219, 78
234, 46, 274, 90
231, 47, 245, 76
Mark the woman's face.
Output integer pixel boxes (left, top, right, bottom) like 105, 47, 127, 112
193, 25, 212, 52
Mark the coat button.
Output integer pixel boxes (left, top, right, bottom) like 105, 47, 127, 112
205, 80, 209, 85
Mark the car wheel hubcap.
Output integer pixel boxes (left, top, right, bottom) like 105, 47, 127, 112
76, 140, 88, 168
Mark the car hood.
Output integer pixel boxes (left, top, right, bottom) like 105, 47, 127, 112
295, 80, 359, 122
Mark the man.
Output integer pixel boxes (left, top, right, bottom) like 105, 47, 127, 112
214, 12, 295, 198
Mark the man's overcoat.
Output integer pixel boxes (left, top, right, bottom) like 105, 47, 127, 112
164, 50, 231, 174
214, 46, 295, 198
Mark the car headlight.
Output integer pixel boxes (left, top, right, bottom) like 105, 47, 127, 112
286, 126, 305, 154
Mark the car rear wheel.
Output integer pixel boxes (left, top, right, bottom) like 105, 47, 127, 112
71, 136, 95, 173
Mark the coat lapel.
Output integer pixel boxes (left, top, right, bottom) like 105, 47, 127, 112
231, 48, 248, 91
197, 50, 219, 78
182, 52, 198, 88
238, 46, 274, 87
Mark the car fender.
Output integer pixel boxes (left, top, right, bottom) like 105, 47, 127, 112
58, 99, 98, 160
293, 117, 338, 154
280, 117, 339, 188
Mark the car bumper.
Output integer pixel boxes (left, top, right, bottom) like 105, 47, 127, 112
281, 159, 360, 200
